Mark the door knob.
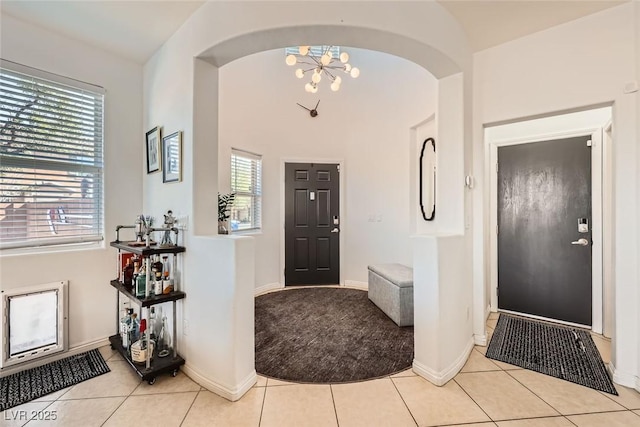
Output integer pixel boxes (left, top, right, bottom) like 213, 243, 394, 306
571, 238, 589, 246
331, 228, 339, 233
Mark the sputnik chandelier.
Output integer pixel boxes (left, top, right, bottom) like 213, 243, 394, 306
285, 45, 360, 93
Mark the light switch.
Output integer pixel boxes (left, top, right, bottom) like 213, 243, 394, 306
310, 191, 315, 201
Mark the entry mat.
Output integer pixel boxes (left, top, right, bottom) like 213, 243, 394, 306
486, 314, 617, 395
1, 349, 111, 411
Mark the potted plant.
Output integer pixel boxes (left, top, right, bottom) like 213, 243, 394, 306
218, 192, 235, 234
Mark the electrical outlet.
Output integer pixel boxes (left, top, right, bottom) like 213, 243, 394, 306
183, 319, 189, 336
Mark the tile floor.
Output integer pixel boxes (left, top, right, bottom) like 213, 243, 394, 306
3, 313, 640, 427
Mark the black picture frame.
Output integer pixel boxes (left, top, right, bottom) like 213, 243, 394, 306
162, 131, 182, 183
145, 126, 161, 174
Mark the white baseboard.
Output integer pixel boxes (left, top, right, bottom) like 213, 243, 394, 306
255, 282, 283, 296
344, 280, 368, 290
474, 334, 487, 346
182, 364, 256, 402
0, 337, 109, 377
609, 361, 638, 389
485, 305, 491, 321
413, 337, 474, 386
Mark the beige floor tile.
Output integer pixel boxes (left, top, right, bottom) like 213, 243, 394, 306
59, 360, 140, 400
181, 388, 264, 427
393, 375, 490, 426
487, 318, 499, 329
132, 371, 200, 395
455, 371, 558, 421
446, 424, 497, 427
103, 392, 197, 427
31, 387, 71, 402
601, 385, 640, 410
390, 368, 417, 378
475, 345, 488, 355
97, 345, 117, 362
568, 410, 640, 426
496, 416, 575, 426
260, 384, 336, 427
255, 375, 267, 387
490, 359, 523, 371
461, 349, 502, 373
265, 377, 294, 386
488, 312, 500, 321
1, 401, 53, 427
332, 378, 415, 427
509, 370, 625, 415
24, 397, 124, 427
590, 334, 611, 364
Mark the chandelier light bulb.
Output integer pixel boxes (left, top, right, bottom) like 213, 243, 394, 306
350, 67, 360, 78
310, 85, 318, 94
305, 83, 313, 92
344, 63, 352, 72
295, 68, 304, 79
299, 46, 310, 56
312, 73, 322, 83
331, 81, 340, 92
340, 52, 349, 63
326, 50, 333, 59
334, 76, 342, 84
286, 54, 297, 66
320, 54, 331, 66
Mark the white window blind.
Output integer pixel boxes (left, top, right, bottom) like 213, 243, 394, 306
231, 149, 262, 231
0, 60, 105, 250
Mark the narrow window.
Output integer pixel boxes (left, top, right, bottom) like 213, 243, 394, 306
230, 149, 262, 231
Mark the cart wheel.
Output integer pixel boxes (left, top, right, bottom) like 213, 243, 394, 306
171, 369, 178, 377
148, 377, 156, 385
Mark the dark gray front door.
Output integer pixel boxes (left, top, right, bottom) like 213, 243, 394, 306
285, 163, 340, 285
498, 136, 592, 326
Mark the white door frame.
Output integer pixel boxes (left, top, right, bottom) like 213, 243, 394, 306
488, 128, 604, 333
279, 157, 345, 287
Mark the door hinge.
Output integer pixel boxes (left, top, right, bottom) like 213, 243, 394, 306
496, 162, 499, 173
337, 165, 340, 172
587, 139, 592, 147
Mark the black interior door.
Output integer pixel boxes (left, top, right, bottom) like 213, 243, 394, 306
285, 163, 340, 285
498, 136, 592, 326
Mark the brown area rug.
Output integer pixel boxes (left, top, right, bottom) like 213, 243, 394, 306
255, 287, 414, 383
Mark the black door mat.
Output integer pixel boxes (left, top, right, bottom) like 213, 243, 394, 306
486, 314, 617, 395
1, 348, 111, 411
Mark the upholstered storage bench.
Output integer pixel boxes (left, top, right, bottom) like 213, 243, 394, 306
367, 264, 414, 327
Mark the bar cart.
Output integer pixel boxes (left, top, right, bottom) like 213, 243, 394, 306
109, 224, 186, 385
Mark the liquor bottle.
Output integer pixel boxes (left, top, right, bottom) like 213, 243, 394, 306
149, 307, 157, 342
135, 260, 147, 298
153, 255, 163, 282
128, 311, 139, 346
123, 258, 134, 288
120, 305, 131, 349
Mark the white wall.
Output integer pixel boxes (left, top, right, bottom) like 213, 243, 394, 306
473, 3, 639, 388
144, 0, 472, 398
0, 15, 143, 350
218, 48, 437, 287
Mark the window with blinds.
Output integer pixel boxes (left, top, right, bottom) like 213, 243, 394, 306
230, 149, 262, 231
0, 60, 105, 250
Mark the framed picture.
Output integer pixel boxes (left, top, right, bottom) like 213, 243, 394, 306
162, 131, 182, 183
145, 127, 161, 174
